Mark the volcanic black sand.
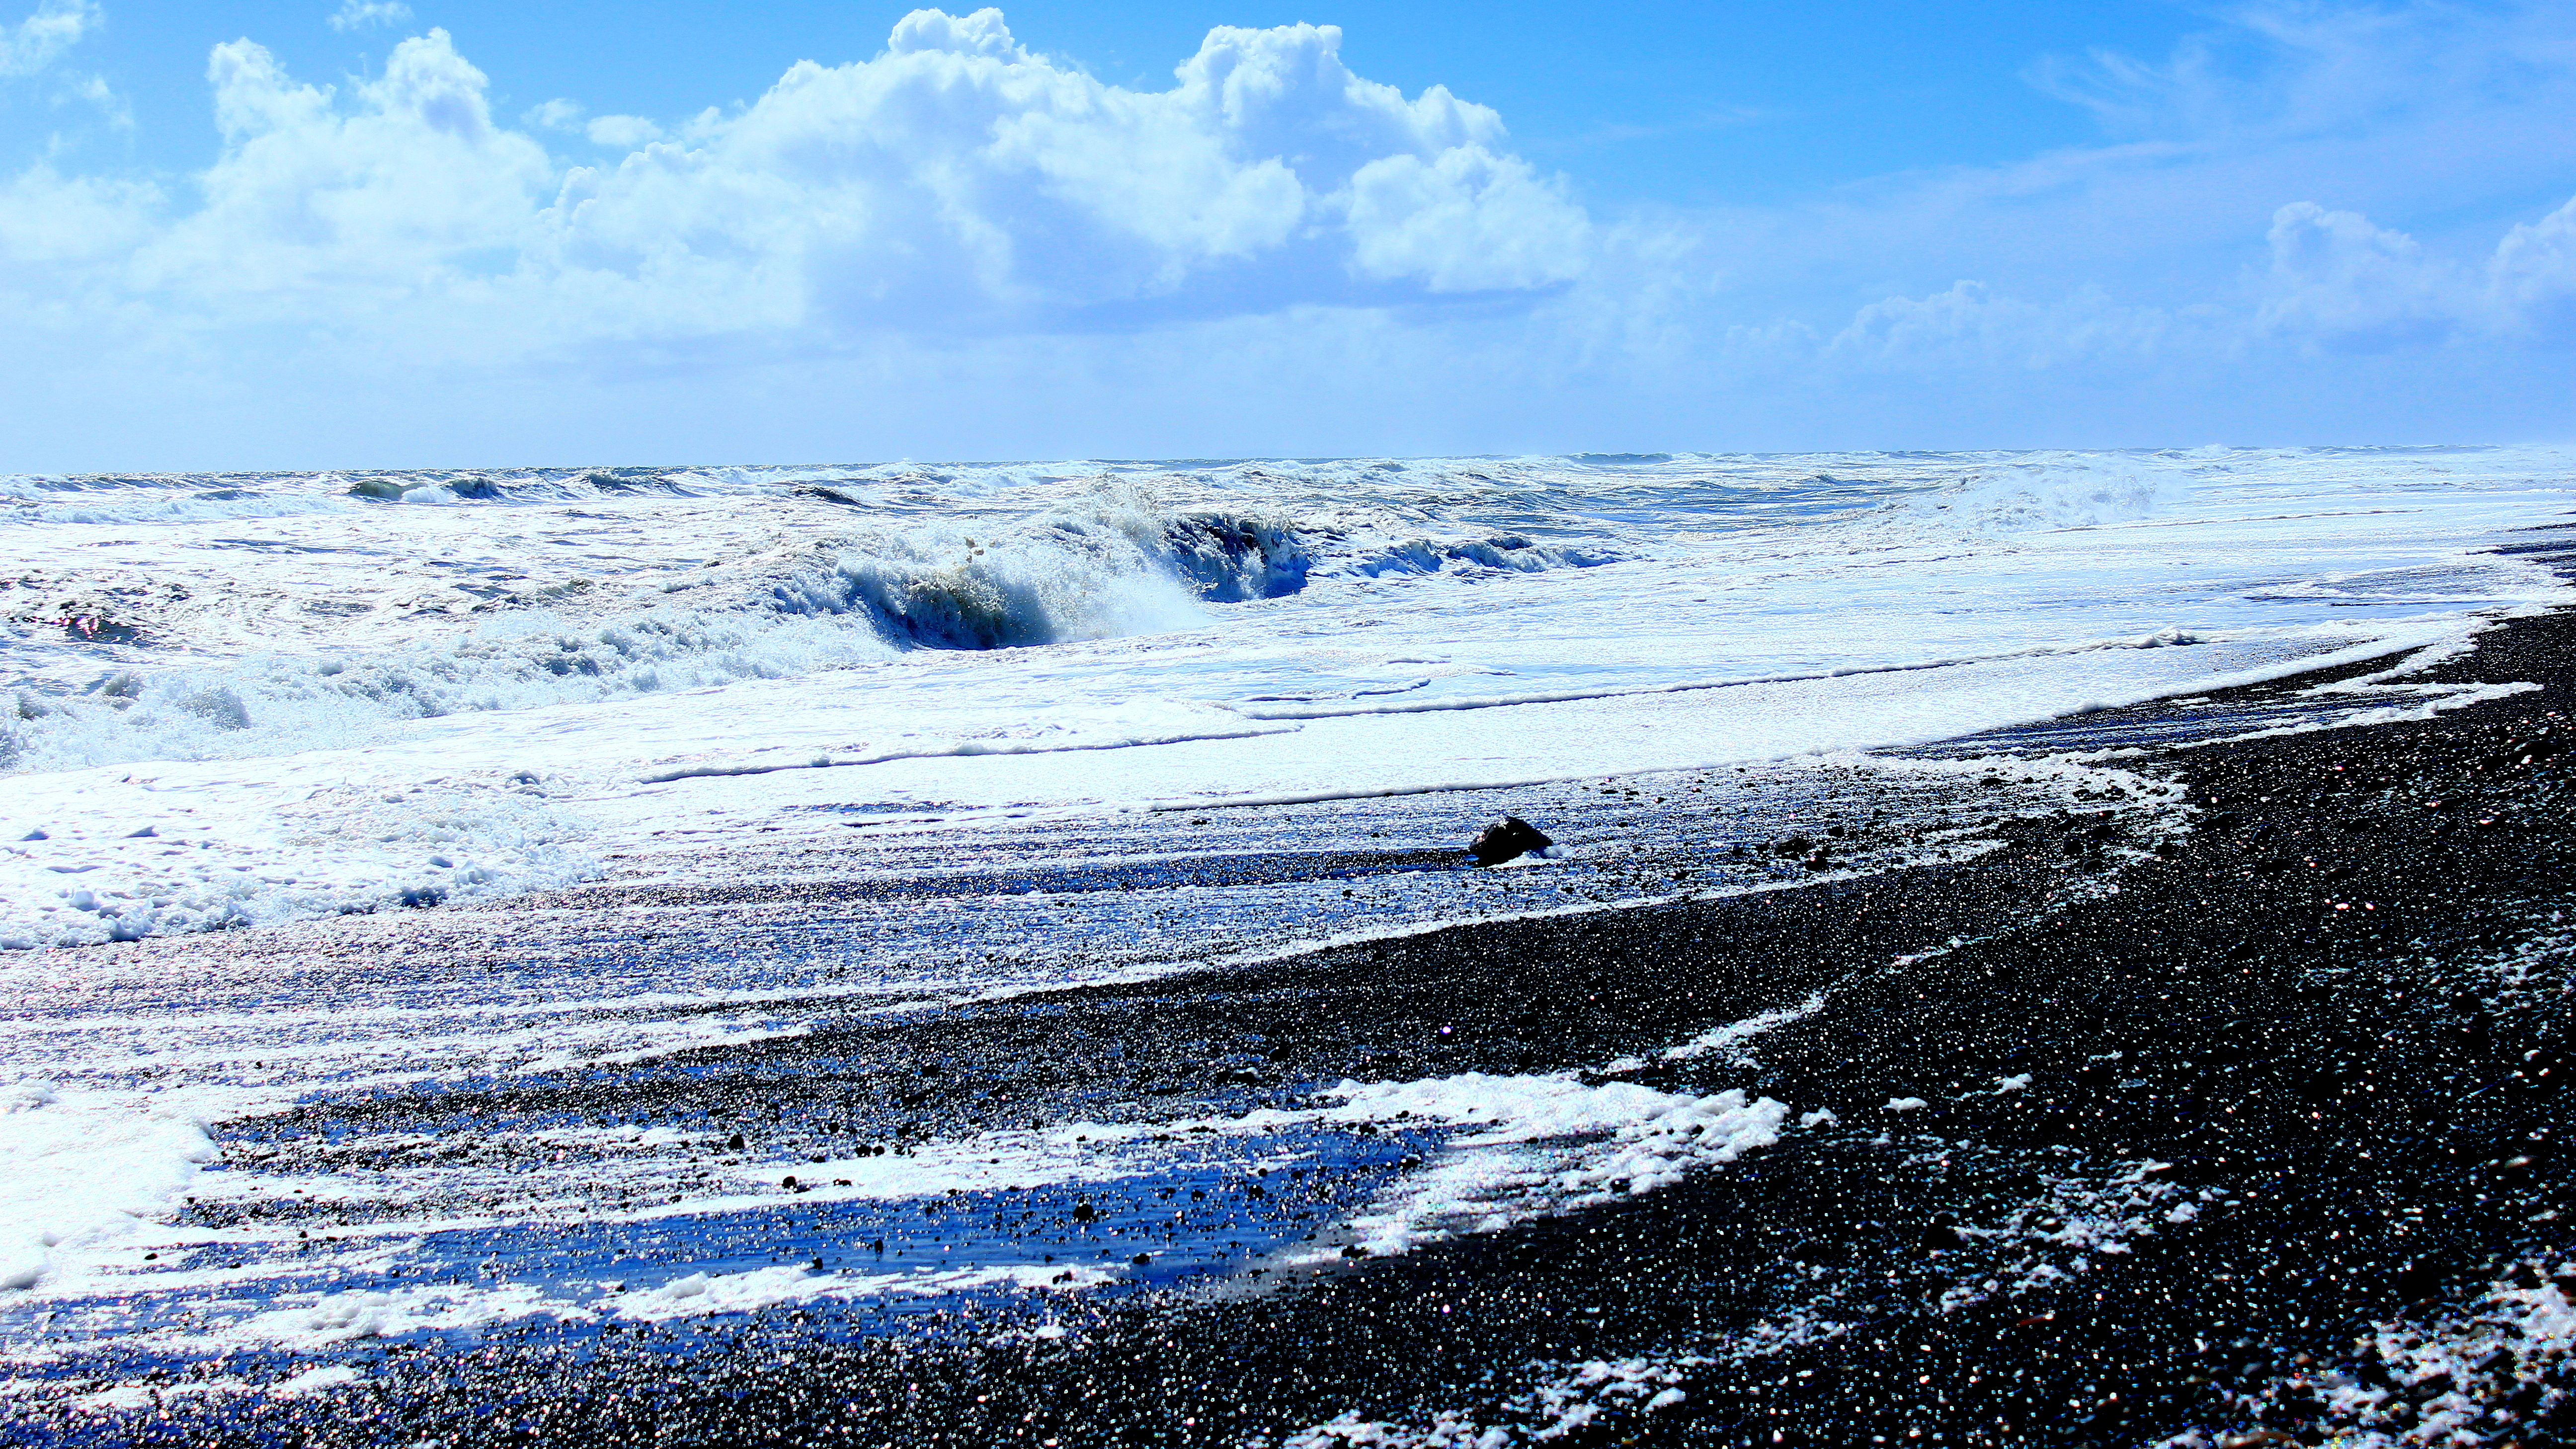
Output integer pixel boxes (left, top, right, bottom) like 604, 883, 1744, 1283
26, 608, 2576, 1449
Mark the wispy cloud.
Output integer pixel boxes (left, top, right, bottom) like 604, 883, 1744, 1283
0, 0, 98, 78
521, 97, 581, 132
581, 113, 658, 147
1525, 107, 1769, 153
66, 70, 127, 129
327, 0, 413, 33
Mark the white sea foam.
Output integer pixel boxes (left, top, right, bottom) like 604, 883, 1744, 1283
4, 445, 2575, 1396
217, 1281, 587, 1348
0, 1049, 1800, 1367
2162, 1265, 2576, 1448
1660, 991, 1827, 1065
0, 763, 591, 949
1310, 1074, 1792, 1259
602, 1262, 1110, 1322
1281, 1357, 1707, 1448
0, 1080, 218, 1296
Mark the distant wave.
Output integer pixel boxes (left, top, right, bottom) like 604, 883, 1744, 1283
0, 481, 1619, 774
10, 443, 2558, 780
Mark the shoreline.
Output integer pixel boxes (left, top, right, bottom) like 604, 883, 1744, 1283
10, 603, 2576, 1447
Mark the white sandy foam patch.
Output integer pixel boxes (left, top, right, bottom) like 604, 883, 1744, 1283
1301, 1075, 1789, 1260
733, 1065, 1794, 1265
0, 762, 589, 950
1655, 991, 1828, 1067
2155, 1265, 2576, 1449
0, 1062, 1798, 1366
0, 1079, 217, 1296
148, 1261, 1121, 1351
603, 1261, 1115, 1321
574, 1069, 1795, 1332
1282, 1357, 1705, 1448
11, 1365, 363, 1415
215, 1281, 588, 1348
6, 1252, 1112, 1370
642, 1065, 1793, 1235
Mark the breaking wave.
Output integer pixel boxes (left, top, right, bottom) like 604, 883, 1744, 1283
0, 477, 1624, 774
1345, 532, 1622, 577
1892, 455, 2172, 533
770, 501, 1312, 650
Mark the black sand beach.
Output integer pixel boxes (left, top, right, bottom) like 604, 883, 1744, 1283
21, 606, 2576, 1449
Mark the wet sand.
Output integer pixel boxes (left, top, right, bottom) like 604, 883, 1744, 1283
15, 609, 2576, 1448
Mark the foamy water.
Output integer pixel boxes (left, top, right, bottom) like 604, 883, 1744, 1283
3, 445, 2566, 948
1, 444, 2571, 1417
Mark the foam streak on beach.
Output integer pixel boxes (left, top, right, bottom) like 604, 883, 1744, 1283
4, 446, 2576, 1446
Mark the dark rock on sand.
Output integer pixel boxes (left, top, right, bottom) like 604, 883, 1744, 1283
1466, 814, 1552, 864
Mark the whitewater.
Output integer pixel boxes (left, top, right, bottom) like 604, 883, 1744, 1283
3, 443, 2574, 1419
5, 445, 2566, 950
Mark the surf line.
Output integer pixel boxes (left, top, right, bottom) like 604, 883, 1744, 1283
1228, 622, 2462, 722
638, 722, 1291, 784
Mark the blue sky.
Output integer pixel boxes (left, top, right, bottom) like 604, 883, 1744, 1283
1, 0, 2572, 468
22, 2, 2212, 208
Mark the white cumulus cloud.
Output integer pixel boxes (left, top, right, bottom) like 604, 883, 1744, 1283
1348, 146, 1588, 293
11, 0, 2576, 468
2257, 201, 2463, 350
141, 29, 553, 301
68, 71, 127, 129
2249, 194, 2576, 352
2487, 196, 2576, 344
30, 7, 1589, 351
524, 8, 1591, 335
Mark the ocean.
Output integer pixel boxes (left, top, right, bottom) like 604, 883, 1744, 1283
2, 444, 2572, 1435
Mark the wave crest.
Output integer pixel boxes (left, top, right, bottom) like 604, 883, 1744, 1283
0, 477, 1628, 775
1346, 532, 1622, 577
772, 493, 1311, 650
